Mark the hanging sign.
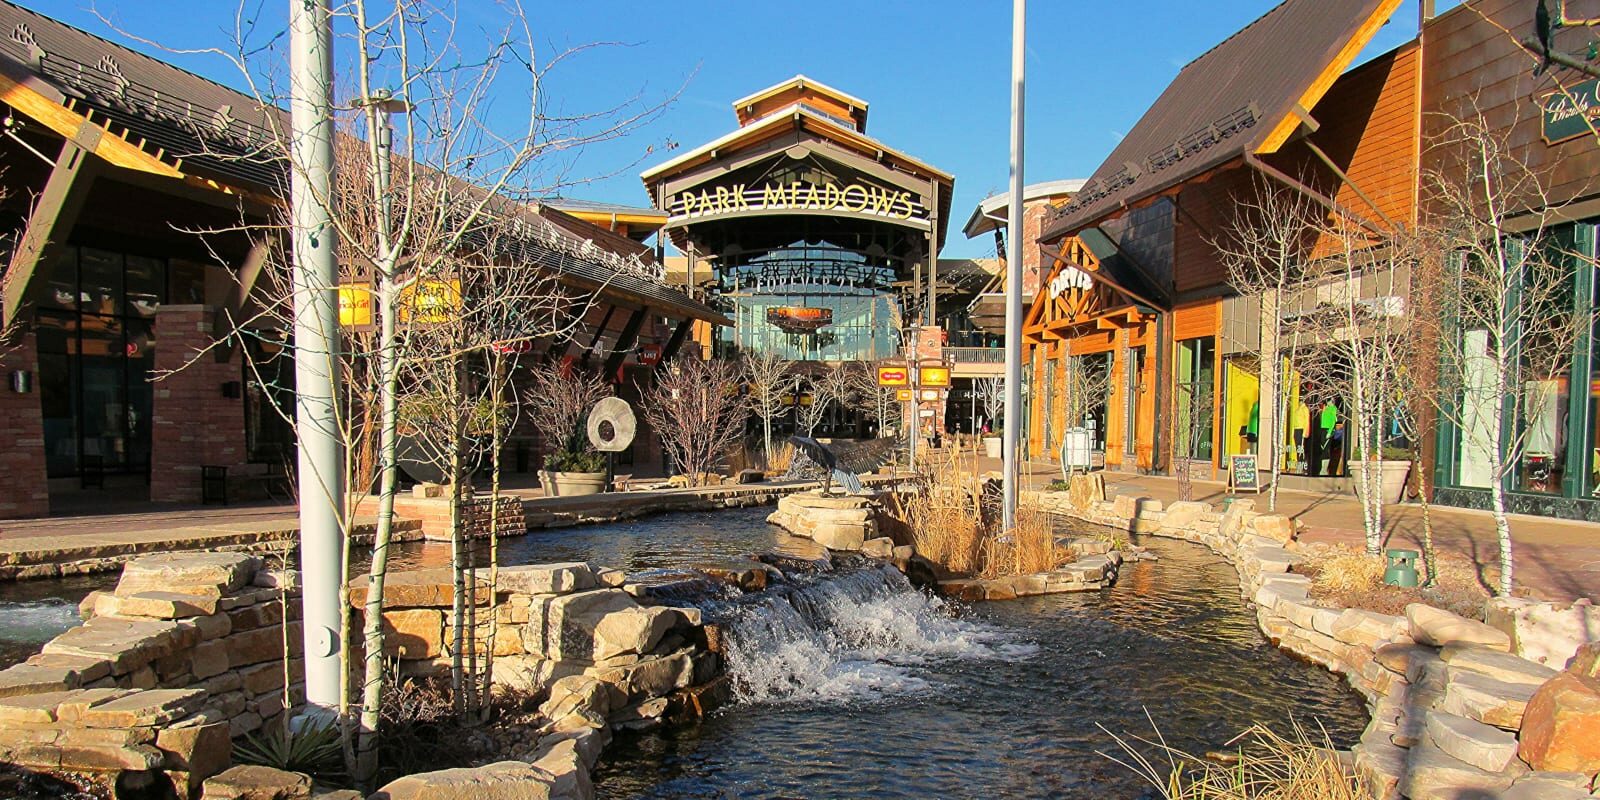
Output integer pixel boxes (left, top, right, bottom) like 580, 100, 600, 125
636, 343, 663, 366
400, 279, 462, 325
918, 365, 952, 388
1542, 79, 1600, 145
895, 388, 913, 401
338, 285, 374, 327
877, 364, 910, 387
766, 306, 833, 333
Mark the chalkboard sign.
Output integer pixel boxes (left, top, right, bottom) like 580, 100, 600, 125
1230, 454, 1260, 493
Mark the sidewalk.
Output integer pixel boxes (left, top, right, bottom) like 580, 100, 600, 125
1071, 467, 1600, 604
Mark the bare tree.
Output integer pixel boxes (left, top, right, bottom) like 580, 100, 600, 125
1214, 179, 1324, 511
644, 357, 748, 485
976, 376, 1005, 434
741, 351, 797, 465
850, 366, 902, 438
1058, 354, 1112, 481
525, 363, 613, 460
1418, 108, 1594, 596
796, 362, 854, 437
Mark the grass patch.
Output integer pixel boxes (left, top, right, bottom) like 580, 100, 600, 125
1103, 718, 1369, 800
1296, 543, 1489, 618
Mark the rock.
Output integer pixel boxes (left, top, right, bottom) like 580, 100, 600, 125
0, 659, 99, 698
80, 689, 205, 727
1441, 644, 1558, 686
767, 492, 875, 551
1067, 473, 1105, 511
538, 675, 612, 730
1425, 710, 1518, 772
528, 736, 593, 800
592, 607, 676, 660
1331, 609, 1405, 649
1375, 642, 1435, 676
499, 563, 596, 596
1441, 668, 1538, 729
860, 537, 895, 559
0, 690, 78, 724
594, 568, 627, 588
202, 765, 312, 799
1501, 775, 1594, 799
346, 568, 490, 609
1519, 671, 1600, 774
95, 591, 219, 620
1251, 514, 1297, 544
1408, 603, 1511, 651
155, 721, 231, 777
1399, 739, 1519, 800
369, 761, 564, 800
534, 726, 611, 771
1566, 640, 1600, 678
43, 616, 186, 675
118, 553, 259, 599
692, 560, 774, 592
611, 696, 669, 732
381, 609, 445, 659
538, 590, 637, 661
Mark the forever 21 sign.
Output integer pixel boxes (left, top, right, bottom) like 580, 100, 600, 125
671, 181, 925, 223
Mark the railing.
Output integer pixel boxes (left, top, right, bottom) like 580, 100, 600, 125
945, 346, 1005, 364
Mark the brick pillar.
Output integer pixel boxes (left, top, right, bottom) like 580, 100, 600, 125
150, 305, 248, 503
0, 331, 50, 518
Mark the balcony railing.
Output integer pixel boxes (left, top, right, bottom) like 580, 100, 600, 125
945, 346, 1005, 364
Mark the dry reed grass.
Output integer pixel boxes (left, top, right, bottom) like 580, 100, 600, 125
889, 441, 1065, 578
1298, 543, 1489, 618
767, 442, 794, 473
1102, 717, 1370, 800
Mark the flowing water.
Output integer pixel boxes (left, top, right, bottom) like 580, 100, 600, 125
0, 505, 1368, 798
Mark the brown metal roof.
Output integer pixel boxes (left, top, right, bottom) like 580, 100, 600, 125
1039, 0, 1401, 243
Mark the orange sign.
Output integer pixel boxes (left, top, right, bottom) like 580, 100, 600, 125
918, 365, 951, 388
877, 364, 910, 387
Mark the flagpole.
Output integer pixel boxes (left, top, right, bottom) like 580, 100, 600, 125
1002, 0, 1027, 532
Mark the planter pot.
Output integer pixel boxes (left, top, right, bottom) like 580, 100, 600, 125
983, 437, 1002, 458
1351, 459, 1411, 504
541, 470, 606, 497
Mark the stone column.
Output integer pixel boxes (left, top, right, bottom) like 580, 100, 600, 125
0, 330, 50, 518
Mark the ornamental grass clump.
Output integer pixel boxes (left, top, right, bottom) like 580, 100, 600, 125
1102, 718, 1369, 800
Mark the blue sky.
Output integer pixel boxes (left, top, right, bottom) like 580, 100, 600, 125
31, 0, 1453, 257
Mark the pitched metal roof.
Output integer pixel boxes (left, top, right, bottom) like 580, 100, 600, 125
1039, 0, 1402, 243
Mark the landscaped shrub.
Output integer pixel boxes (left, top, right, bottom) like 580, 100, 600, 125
1103, 719, 1369, 800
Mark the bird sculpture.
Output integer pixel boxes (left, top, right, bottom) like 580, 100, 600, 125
1536, 0, 1556, 75
784, 435, 899, 495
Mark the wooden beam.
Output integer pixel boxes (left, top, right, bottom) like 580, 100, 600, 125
602, 307, 648, 381
658, 318, 693, 364
1301, 136, 1398, 229
1244, 153, 1386, 236
1257, 0, 1405, 154
4, 132, 101, 327
0, 69, 183, 179
578, 305, 617, 366
212, 240, 272, 361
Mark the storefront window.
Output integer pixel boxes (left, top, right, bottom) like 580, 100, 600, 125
1222, 355, 1261, 461
1068, 353, 1110, 453
1176, 337, 1215, 461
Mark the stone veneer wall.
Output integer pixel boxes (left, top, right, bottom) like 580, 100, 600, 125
1029, 479, 1600, 800
0, 329, 50, 519
150, 306, 250, 504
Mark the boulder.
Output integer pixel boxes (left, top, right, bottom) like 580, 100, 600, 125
346, 569, 490, 609
1251, 514, 1297, 545
1408, 603, 1511, 651
1330, 609, 1405, 649
1488, 597, 1600, 668
538, 675, 612, 731
118, 553, 259, 599
369, 761, 566, 800
1501, 775, 1594, 799
592, 607, 676, 660
1565, 640, 1600, 678
540, 590, 637, 661
528, 736, 594, 800
1158, 500, 1208, 533
1519, 671, 1600, 774
95, 591, 219, 620
1067, 472, 1105, 511
1442, 668, 1538, 729
201, 765, 311, 800
1399, 739, 1519, 800
1425, 710, 1518, 772
381, 609, 445, 659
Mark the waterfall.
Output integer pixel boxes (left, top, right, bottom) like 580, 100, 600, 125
709, 564, 1035, 705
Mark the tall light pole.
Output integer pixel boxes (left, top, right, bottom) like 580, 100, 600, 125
1002, 0, 1027, 532
289, 0, 343, 721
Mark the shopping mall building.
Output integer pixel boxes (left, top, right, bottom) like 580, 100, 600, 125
642, 77, 974, 435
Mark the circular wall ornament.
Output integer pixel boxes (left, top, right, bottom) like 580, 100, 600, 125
587, 397, 637, 453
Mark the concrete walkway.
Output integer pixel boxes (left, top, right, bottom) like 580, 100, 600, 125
1050, 465, 1600, 604
0, 476, 895, 577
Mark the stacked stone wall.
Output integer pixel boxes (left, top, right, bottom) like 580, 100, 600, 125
1030, 480, 1600, 799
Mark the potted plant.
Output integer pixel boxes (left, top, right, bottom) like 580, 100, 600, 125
1350, 445, 1412, 507
540, 448, 608, 497
983, 426, 1003, 459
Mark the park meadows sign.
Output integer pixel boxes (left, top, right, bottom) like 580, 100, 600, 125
669, 181, 927, 224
